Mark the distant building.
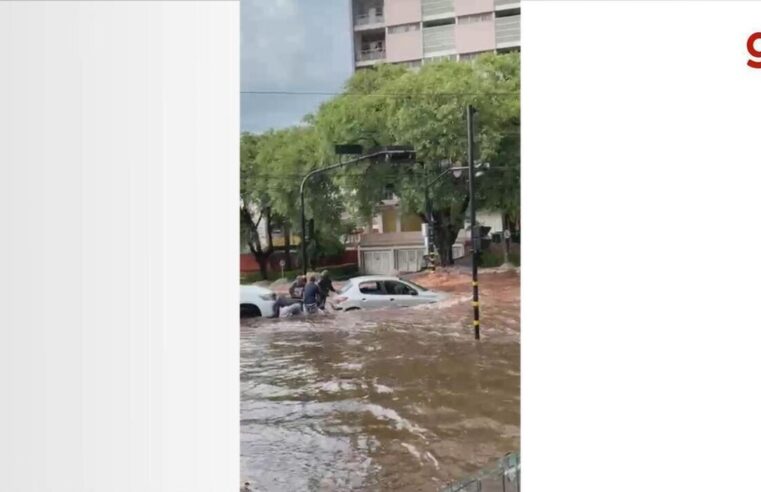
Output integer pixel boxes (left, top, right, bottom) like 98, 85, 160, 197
349, 196, 504, 275
351, 0, 520, 71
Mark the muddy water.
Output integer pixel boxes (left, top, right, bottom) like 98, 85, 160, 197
241, 271, 520, 491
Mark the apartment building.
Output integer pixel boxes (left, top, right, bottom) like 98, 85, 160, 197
352, 0, 520, 70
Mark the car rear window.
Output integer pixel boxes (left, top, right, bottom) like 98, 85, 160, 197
358, 281, 384, 295
338, 282, 352, 294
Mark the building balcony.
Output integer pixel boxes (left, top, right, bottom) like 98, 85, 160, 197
354, 10, 385, 30
356, 47, 386, 65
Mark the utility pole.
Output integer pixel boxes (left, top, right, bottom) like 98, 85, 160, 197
424, 184, 435, 271
467, 105, 480, 340
300, 188, 307, 275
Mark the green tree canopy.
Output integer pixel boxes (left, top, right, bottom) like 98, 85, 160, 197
311, 53, 520, 262
242, 52, 520, 267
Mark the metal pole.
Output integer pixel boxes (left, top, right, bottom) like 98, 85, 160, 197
424, 184, 435, 272
298, 149, 399, 277
300, 178, 308, 276
467, 105, 480, 340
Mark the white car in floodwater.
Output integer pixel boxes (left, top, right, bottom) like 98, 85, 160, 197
240, 284, 277, 318
331, 275, 448, 311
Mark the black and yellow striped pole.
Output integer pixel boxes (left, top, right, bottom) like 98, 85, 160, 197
467, 105, 480, 340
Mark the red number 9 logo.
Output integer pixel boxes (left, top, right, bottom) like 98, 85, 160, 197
748, 32, 761, 68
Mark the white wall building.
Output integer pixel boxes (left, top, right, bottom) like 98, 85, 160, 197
353, 196, 504, 274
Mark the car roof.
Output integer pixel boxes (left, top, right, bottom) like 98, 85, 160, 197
240, 283, 274, 292
348, 275, 405, 283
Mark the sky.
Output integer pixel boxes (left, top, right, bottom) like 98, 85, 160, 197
241, 0, 354, 134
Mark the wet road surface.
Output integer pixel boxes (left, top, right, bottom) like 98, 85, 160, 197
241, 271, 520, 491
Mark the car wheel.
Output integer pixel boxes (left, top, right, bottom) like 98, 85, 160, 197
240, 304, 262, 318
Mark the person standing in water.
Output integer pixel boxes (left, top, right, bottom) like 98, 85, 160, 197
302, 275, 320, 314
317, 270, 336, 310
271, 275, 307, 318
289, 275, 306, 299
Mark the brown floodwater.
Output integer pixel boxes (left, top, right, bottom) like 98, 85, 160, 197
240, 270, 520, 491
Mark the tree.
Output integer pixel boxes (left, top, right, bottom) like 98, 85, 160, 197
312, 53, 520, 265
244, 126, 352, 272
240, 133, 277, 279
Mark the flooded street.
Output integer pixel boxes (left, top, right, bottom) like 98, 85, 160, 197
241, 270, 520, 491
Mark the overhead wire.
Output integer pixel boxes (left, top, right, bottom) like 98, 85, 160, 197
241, 90, 519, 97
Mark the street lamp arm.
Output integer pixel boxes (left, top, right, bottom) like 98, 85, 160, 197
426, 168, 453, 189
299, 150, 388, 197
299, 149, 404, 275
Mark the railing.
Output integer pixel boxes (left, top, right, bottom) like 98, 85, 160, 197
344, 233, 362, 246
354, 8, 384, 26
441, 453, 521, 492
422, 0, 454, 18
495, 15, 521, 46
356, 47, 386, 62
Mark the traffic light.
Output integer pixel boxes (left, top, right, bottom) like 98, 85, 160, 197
370, 146, 416, 163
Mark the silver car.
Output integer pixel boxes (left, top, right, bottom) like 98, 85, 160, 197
331, 275, 448, 311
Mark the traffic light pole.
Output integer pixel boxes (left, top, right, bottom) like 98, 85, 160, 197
467, 105, 480, 340
299, 148, 415, 275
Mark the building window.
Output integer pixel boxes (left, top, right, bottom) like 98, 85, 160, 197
381, 208, 397, 233
388, 23, 420, 35
354, 0, 384, 25
459, 13, 493, 24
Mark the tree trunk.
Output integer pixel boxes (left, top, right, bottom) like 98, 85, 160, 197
249, 241, 271, 280
431, 209, 461, 266
434, 231, 452, 266
256, 253, 270, 280
283, 222, 293, 270
244, 206, 275, 280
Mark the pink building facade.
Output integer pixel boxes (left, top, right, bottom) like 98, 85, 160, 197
352, 0, 520, 69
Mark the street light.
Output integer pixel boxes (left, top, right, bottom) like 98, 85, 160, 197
299, 146, 416, 275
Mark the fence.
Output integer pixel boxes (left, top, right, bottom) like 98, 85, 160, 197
441, 453, 520, 492
240, 250, 358, 273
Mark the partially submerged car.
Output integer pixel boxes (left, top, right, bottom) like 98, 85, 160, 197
331, 275, 447, 311
240, 284, 277, 318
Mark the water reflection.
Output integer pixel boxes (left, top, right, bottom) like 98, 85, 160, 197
241, 272, 520, 491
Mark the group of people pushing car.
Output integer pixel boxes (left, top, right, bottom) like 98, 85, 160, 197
271, 270, 336, 318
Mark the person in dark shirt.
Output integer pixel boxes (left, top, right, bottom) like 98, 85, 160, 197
302, 276, 320, 314
317, 270, 336, 309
